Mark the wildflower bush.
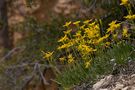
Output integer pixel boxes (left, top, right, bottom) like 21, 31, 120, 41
42, 0, 135, 89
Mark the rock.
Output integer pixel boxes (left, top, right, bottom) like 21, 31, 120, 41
113, 82, 124, 90
92, 75, 113, 90
122, 86, 135, 90
92, 74, 135, 90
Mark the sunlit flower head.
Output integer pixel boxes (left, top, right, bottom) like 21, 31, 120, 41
58, 35, 69, 42
120, 0, 129, 5
77, 44, 97, 55
107, 20, 120, 33
42, 51, 53, 60
84, 28, 100, 39
73, 21, 80, 26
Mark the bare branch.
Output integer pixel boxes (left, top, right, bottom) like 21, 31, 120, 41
0, 46, 25, 62
37, 63, 50, 85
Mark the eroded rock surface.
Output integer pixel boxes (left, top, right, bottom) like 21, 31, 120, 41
93, 74, 135, 90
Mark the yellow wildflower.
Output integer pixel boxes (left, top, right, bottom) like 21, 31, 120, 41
74, 35, 85, 44
106, 42, 110, 45
73, 21, 80, 25
85, 60, 91, 68
122, 28, 130, 37
63, 21, 71, 27
78, 45, 96, 54
96, 34, 109, 43
88, 22, 96, 27
82, 45, 91, 52
80, 25, 85, 29
57, 44, 69, 50
67, 54, 74, 64
83, 20, 91, 24
57, 42, 73, 50
89, 47, 97, 52
68, 54, 73, 58
85, 29, 100, 39
73, 31, 81, 37
120, 0, 129, 5
107, 21, 120, 33
63, 29, 72, 34
59, 57, 66, 62
42, 51, 53, 60
96, 37, 105, 44
58, 35, 68, 42
84, 28, 93, 38
94, 24, 100, 30
84, 23, 100, 39
124, 14, 135, 20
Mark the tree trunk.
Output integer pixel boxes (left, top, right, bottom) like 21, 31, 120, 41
0, 0, 12, 50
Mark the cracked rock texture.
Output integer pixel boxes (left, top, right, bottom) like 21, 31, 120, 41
93, 74, 135, 90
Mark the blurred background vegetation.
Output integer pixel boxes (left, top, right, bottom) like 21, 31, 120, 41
0, 0, 134, 90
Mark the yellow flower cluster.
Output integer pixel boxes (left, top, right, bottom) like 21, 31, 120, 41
57, 20, 102, 67
42, 6, 134, 68
57, 17, 132, 67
